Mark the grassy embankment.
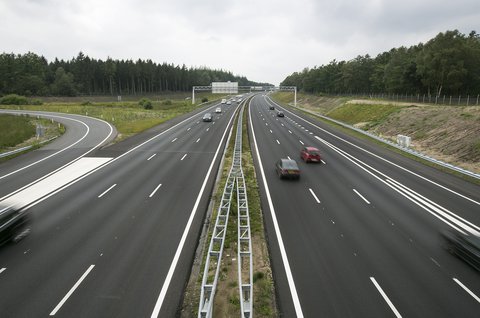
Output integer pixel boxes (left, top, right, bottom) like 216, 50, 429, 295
1, 93, 224, 142
181, 103, 277, 317
271, 92, 480, 184
0, 114, 65, 162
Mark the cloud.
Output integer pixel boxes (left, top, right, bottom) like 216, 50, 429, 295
1, 0, 479, 85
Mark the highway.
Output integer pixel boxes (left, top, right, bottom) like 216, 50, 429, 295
248, 94, 480, 317
0, 101, 240, 317
1, 94, 479, 318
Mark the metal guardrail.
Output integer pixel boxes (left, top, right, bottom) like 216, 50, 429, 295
235, 106, 253, 318
0, 137, 58, 159
266, 96, 480, 180
198, 101, 253, 318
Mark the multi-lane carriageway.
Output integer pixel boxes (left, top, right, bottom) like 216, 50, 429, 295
0, 94, 479, 317
0, 103, 241, 317
249, 94, 480, 317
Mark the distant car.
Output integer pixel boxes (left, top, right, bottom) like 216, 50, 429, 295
277, 111, 284, 117
226, 101, 232, 105
275, 159, 300, 180
443, 230, 480, 271
221, 99, 227, 104
215, 107, 222, 113
202, 113, 213, 122
301, 147, 322, 163
237, 98, 242, 103
0, 205, 30, 246
269, 106, 275, 110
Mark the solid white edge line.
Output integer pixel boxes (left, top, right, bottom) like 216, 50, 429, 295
0, 113, 87, 181
370, 277, 402, 318
309, 188, 321, 204
98, 184, 117, 198
149, 184, 163, 198
353, 189, 370, 204
0, 110, 113, 181
453, 278, 480, 303
0, 268, 6, 274
16, 102, 224, 213
249, 97, 304, 317
0, 111, 114, 203
384, 179, 475, 235
50, 265, 95, 316
150, 103, 239, 318
181, 154, 187, 161
147, 154, 157, 161
317, 135, 478, 235
266, 96, 480, 206
386, 177, 480, 233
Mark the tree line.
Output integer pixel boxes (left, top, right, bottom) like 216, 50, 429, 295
281, 30, 480, 97
0, 52, 269, 96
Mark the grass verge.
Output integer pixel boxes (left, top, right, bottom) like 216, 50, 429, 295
1, 100, 199, 141
0, 114, 65, 162
180, 101, 277, 317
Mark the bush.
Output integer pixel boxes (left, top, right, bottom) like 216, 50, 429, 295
81, 101, 93, 106
139, 98, 153, 109
0, 94, 28, 105
201, 97, 208, 103
163, 100, 172, 106
30, 99, 43, 105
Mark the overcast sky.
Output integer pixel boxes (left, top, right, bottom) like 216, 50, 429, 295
1, 0, 479, 85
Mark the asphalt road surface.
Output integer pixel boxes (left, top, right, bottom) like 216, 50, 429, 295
0, 110, 116, 200
248, 94, 480, 318
0, 101, 241, 317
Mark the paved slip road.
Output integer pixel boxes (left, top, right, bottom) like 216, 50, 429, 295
0, 110, 116, 199
0, 100, 241, 317
248, 95, 480, 318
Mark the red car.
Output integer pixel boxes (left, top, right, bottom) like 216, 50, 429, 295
300, 147, 322, 163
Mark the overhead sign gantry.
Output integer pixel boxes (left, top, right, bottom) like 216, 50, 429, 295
192, 82, 296, 107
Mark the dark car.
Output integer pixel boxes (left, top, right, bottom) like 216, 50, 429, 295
202, 113, 213, 122
301, 147, 322, 163
277, 111, 284, 117
0, 205, 30, 246
276, 159, 300, 179
269, 106, 275, 110
442, 230, 480, 271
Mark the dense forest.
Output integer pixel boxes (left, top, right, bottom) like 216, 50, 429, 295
281, 30, 480, 97
0, 52, 269, 96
